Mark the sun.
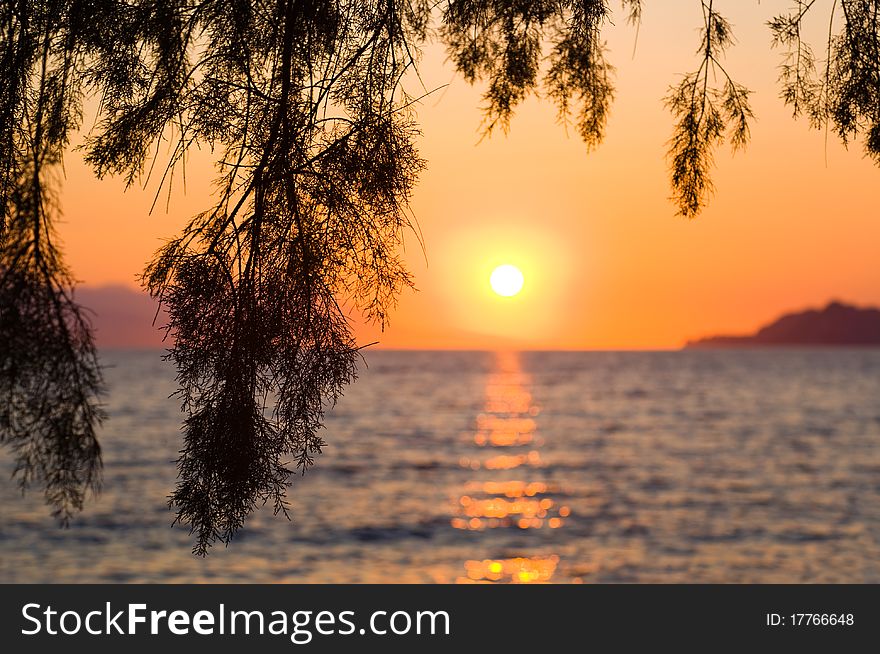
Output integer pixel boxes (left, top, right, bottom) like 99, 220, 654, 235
490, 264, 525, 297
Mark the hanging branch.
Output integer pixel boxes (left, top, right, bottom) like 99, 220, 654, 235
135, 0, 425, 554
442, 0, 626, 145
666, 0, 753, 218
770, 0, 880, 163
0, 1, 104, 524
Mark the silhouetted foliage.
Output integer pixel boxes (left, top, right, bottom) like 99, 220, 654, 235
0, 0, 104, 523
443, 1, 645, 146
136, 0, 425, 554
769, 0, 880, 164
2, 1, 879, 553
666, 1, 753, 218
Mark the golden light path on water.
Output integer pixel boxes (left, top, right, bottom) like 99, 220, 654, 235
452, 351, 574, 583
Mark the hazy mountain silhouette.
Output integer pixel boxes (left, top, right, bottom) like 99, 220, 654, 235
686, 301, 880, 348
75, 286, 167, 348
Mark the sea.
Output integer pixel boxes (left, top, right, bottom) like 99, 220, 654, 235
2, 349, 880, 583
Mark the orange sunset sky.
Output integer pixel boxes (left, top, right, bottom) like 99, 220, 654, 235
56, 2, 880, 350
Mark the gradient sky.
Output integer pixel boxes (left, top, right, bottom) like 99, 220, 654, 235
57, 1, 880, 349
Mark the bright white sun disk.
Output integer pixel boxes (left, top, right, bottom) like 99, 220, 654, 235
490, 264, 525, 297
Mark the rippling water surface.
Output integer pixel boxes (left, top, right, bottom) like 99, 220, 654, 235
2, 349, 880, 583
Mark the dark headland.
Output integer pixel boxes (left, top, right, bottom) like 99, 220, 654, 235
686, 301, 880, 348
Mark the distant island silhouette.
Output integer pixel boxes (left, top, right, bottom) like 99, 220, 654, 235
75, 285, 167, 348
686, 301, 880, 348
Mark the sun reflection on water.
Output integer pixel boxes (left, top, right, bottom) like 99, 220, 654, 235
452, 352, 571, 582
457, 556, 560, 584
